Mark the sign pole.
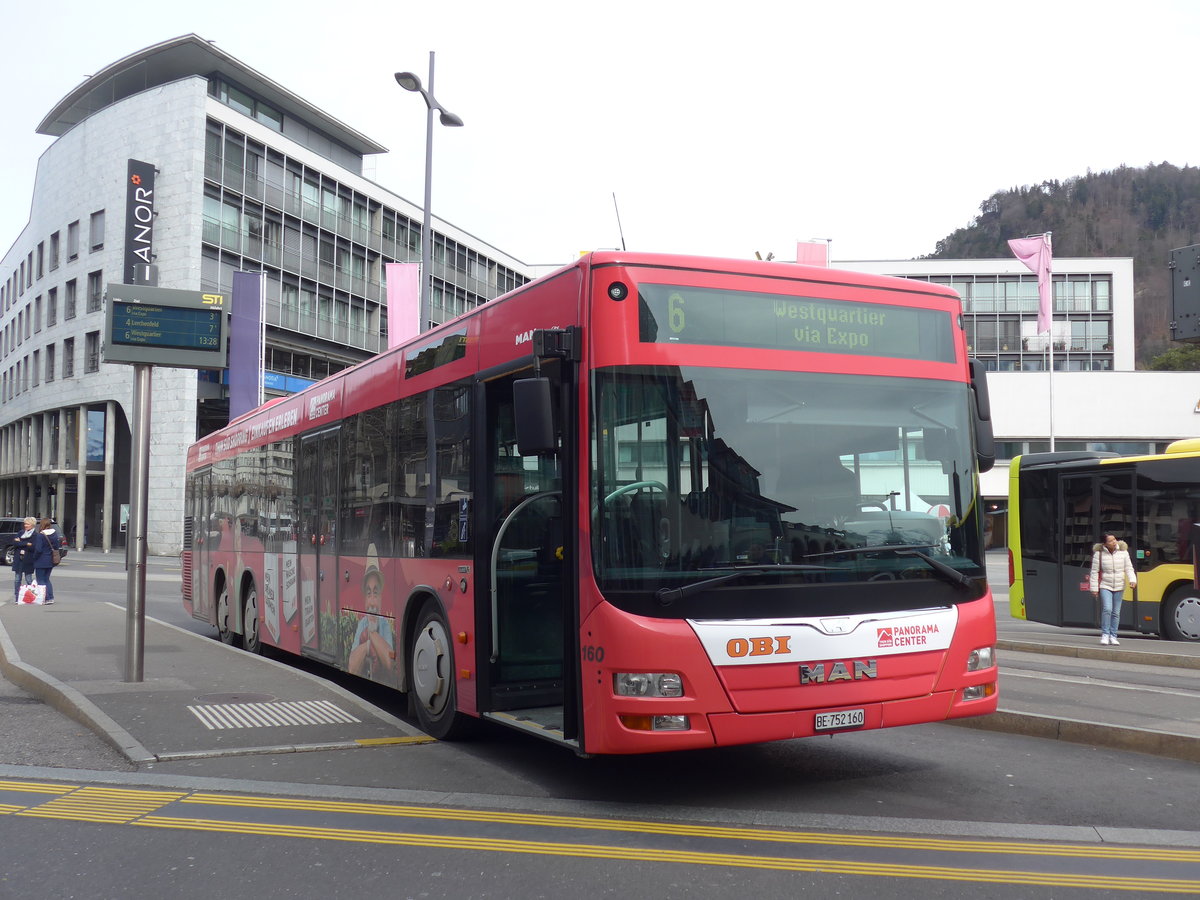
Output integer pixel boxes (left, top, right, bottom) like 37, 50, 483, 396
123, 363, 152, 682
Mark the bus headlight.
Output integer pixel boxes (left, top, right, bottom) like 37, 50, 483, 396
967, 646, 995, 671
614, 672, 684, 697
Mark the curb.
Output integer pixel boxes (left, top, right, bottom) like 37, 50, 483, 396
948, 709, 1200, 764
996, 639, 1200, 670
0, 615, 157, 764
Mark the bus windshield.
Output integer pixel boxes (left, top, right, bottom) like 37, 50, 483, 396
591, 366, 985, 614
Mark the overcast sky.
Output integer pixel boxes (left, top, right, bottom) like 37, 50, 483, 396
3, 1, 1196, 268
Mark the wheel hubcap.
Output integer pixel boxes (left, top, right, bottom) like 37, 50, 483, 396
1174, 596, 1200, 641
412, 620, 449, 714
245, 590, 259, 645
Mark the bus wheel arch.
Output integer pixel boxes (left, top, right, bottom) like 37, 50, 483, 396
407, 596, 471, 740
215, 571, 236, 645
240, 573, 261, 654
1162, 585, 1200, 642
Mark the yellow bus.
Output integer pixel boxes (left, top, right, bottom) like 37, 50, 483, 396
1008, 440, 1200, 642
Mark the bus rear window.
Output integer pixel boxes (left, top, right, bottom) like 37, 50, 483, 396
638, 283, 955, 362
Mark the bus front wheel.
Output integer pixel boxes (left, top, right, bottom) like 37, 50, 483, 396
409, 600, 472, 740
1162, 586, 1200, 642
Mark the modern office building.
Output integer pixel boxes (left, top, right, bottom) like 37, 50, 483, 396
841, 256, 1200, 545
0, 34, 531, 555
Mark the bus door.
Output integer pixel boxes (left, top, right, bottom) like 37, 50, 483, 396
190, 467, 215, 624
1058, 470, 1136, 628
480, 363, 575, 739
298, 426, 340, 661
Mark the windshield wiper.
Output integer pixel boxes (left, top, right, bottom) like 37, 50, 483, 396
801, 543, 974, 591
655, 565, 830, 607
802, 542, 932, 559
893, 549, 974, 589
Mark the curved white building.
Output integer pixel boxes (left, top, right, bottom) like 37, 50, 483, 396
0, 35, 530, 554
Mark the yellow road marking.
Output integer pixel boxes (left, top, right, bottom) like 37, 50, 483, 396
181, 792, 1200, 863
16, 786, 184, 825
1, 780, 1197, 892
136, 815, 1200, 893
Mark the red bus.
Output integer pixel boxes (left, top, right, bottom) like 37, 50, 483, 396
183, 252, 999, 754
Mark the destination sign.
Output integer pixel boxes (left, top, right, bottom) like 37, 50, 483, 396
638, 283, 955, 362
111, 301, 223, 350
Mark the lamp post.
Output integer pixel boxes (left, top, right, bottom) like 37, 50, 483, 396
395, 52, 463, 334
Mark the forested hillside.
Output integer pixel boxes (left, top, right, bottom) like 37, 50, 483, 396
926, 163, 1200, 367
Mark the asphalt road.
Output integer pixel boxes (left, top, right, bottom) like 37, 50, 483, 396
3, 552, 1199, 897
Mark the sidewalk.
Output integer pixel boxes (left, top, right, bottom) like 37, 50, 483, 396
0, 555, 429, 764
1, 552, 1198, 765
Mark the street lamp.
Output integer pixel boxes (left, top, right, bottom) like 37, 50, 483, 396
395, 52, 463, 334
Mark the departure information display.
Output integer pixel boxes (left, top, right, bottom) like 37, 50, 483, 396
103, 283, 228, 368
110, 301, 222, 350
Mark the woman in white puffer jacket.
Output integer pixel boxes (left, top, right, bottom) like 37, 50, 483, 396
1089, 532, 1137, 645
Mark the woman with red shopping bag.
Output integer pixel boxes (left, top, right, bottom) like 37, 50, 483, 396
31, 518, 60, 605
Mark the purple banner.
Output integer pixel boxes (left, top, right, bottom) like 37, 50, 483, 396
229, 271, 263, 421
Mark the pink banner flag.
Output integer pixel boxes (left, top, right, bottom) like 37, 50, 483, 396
384, 263, 421, 349
795, 241, 829, 267
1007, 233, 1053, 334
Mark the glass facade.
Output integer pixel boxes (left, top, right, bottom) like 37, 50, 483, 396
201, 119, 528, 391
908, 273, 1114, 372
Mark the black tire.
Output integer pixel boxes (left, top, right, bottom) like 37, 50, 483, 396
408, 600, 472, 740
216, 584, 236, 645
242, 583, 261, 654
1162, 586, 1200, 642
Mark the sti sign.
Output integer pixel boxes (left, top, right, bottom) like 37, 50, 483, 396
103, 284, 228, 369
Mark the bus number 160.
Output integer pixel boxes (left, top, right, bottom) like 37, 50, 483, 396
582, 645, 606, 662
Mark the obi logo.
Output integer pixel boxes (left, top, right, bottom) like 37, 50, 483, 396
726, 636, 792, 658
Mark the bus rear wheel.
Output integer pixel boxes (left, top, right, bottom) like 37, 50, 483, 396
409, 600, 470, 740
1163, 586, 1200, 642
242, 584, 261, 654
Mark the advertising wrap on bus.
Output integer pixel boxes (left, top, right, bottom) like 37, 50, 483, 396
184, 251, 998, 755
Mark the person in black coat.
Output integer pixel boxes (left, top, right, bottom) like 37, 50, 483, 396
11, 517, 36, 602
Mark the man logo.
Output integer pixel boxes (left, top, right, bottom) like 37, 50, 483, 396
799, 659, 877, 684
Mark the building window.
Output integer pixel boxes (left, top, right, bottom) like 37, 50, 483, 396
63, 338, 75, 378
50, 232, 60, 270
36, 242, 44, 280
34, 295, 42, 332
87, 271, 103, 313
67, 220, 80, 261
65, 279, 77, 319
208, 77, 283, 132
31, 350, 39, 387
45, 344, 55, 383
85, 331, 99, 373
90, 210, 105, 251
46, 288, 57, 327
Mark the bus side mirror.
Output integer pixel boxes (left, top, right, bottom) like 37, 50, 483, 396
513, 377, 556, 455
969, 358, 994, 473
